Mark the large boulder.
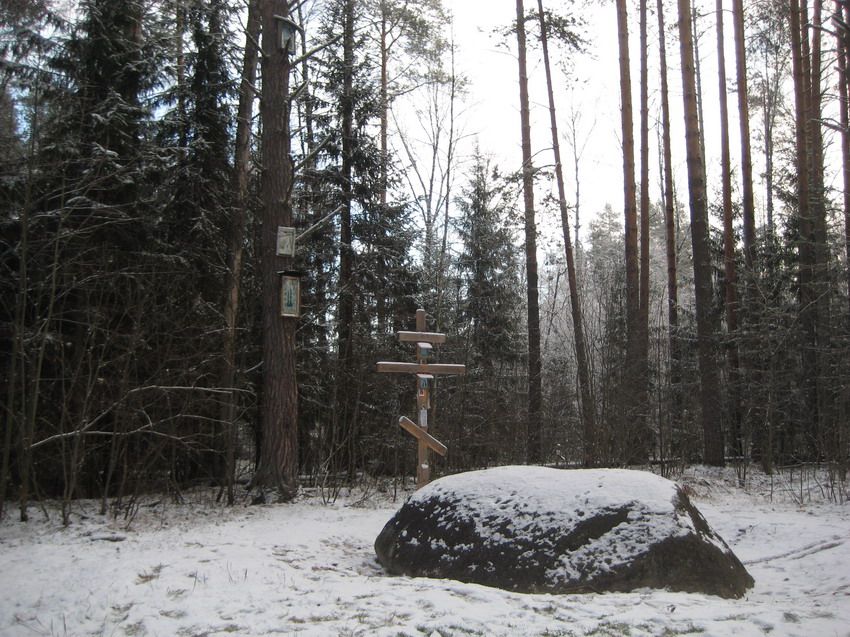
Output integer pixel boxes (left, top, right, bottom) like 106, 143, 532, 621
375, 466, 753, 598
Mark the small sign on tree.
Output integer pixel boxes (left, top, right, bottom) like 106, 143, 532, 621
276, 226, 296, 257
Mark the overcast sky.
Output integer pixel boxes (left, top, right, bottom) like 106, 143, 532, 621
446, 0, 669, 242
441, 0, 753, 246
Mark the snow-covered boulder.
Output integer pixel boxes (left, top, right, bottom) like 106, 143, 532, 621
374, 466, 754, 598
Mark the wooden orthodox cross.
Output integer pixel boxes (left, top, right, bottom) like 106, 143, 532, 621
377, 309, 465, 489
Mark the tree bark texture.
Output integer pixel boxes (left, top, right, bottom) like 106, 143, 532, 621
537, 0, 596, 466
220, 0, 260, 505
515, 0, 543, 464
809, 0, 832, 459
691, 0, 708, 187
380, 5, 389, 210
656, 0, 681, 432
838, 1, 850, 319
677, 0, 725, 466
731, 0, 757, 269
715, 0, 742, 456
256, 0, 298, 497
615, 0, 642, 462
332, 0, 357, 475
435, 36, 459, 330
790, 0, 814, 449
790, 0, 826, 458
637, 0, 651, 462
839, 0, 850, 474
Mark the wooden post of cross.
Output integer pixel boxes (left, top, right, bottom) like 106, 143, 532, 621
377, 309, 465, 489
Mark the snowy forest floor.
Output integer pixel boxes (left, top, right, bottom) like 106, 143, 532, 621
1, 465, 848, 637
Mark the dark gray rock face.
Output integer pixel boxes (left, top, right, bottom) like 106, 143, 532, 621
375, 467, 754, 598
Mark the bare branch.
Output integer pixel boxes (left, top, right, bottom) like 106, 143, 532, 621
290, 34, 342, 68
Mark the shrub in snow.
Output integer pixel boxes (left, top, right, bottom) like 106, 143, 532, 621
375, 466, 754, 598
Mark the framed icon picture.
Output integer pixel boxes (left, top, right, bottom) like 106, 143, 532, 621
280, 274, 300, 317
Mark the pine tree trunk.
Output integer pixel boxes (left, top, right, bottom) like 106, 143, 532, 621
333, 0, 357, 477
761, 52, 780, 237
810, 0, 832, 460
435, 36, 459, 330
537, 0, 596, 466
637, 0, 651, 463
732, 0, 756, 269
790, 0, 820, 461
677, 0, 725, 466
256, 0, 298, 497
656, 0, 682, 451
730, 0, 756, 472
377, 4, 390, 332
568, 111, 583, 244
838, 1, 850, 319
715, 0, 743, 457
840, 0, 850, 476
515, 0, 543, 463
615, 0, 641, 463
379, 3, 389, 210
691, 0, 708, 187
220, 0, 260, 505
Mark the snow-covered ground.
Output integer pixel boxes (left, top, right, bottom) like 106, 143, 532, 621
1, 465, 848, 637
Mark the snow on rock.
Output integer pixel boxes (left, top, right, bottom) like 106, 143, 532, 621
375, 466, 754, 598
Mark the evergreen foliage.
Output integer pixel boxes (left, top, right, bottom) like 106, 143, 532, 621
449, 152, 525, 468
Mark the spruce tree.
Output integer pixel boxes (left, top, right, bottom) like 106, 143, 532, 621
12, 0, 162, 515
296, 0, 418, 481
454, 152, 524, 466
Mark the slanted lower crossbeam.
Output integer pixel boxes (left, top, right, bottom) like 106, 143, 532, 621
399, 417, 447, 456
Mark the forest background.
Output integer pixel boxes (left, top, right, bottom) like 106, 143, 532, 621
1, 0, 849, 522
